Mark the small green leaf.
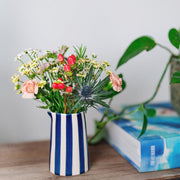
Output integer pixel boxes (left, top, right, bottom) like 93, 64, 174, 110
170, 70, 180, 84
46, 52, 57, 59
88, 120, 104, 145
40, 96, 46, 102
93, 75, 110, 93
145, 108, 156, 117
93, 99, 109, 108
173, 71, 180, 77
168, 28, 180, 49
38, 106, 48, 109
171, 77, 180, 84
138, 104, 144, 112
138, 114, 148, 138
116, 36, 156, 69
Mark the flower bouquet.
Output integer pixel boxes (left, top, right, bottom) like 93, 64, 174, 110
11, 45, 125, 176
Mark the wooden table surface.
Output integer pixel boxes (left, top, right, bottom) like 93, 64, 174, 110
0, 140, 180, 180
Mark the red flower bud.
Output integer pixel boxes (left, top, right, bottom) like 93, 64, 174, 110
58, 54, 64, 63
58, 83, 65, 89
64, 64, 71, 72
67, 55, 76, 65
57, 78, 63, 82
70, 54, 76, 61
52, 83, 58, 89
66, 86, 73, 93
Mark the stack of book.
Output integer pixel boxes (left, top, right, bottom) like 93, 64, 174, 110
103, 102, 180, 172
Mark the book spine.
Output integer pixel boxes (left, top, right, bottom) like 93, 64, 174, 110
140, 136, 164, 172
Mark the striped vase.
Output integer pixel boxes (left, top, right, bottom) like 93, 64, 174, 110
48, 111, 89, 176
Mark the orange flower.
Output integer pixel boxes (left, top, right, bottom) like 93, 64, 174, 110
21, 79, 38, 98
110, 73, 122, 92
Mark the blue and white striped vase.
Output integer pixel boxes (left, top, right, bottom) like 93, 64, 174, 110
48, 111, 89, 176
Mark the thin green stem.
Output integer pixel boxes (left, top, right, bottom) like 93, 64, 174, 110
88, 108, 138, 144
156, 43, 177, 56
17, 58, 24, 64
19, 80, 24, 83
118, 56, 174, 115
99, 98, 113, 123
27, 53, 33, 61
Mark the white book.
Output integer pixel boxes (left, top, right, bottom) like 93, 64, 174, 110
103, 103, 180, 172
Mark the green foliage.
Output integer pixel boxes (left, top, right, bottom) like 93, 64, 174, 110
138, 104, 148, 138
138, 114, 148, 138
71, 66, 115, 113
13, 45, 121, 114
88, 120, 105, 145
38, 105, 48, 109
145, 108, 156, 117
73, 45, 87, 59
116, 36, 156, 68
168, 28, 180, 49
171, 70, 180, 84
137, 105, 156, 138
46, 52, 57, 59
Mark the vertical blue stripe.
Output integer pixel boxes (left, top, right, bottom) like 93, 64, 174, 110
83, 112, 89, 170
55, 114, 61, 175
78, 113, 85, 174
48, 112, 52, 171
66, 114, 73, 176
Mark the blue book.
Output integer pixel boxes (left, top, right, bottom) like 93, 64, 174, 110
103, 102, 180, 172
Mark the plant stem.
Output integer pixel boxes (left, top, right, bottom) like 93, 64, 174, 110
99, 98, 113, 123
156, 43, 176, 56
118, 56, 174, 115
89, 43, 178, 145
17, 58, 24, 64
64, 95, 67, 114
88, 108, 138, 144
27, 53, 33, 61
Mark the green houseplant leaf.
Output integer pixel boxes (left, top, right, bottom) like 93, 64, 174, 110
138, 114, 148, 138
145, 108, 156, 117
116, 36, 156, 69
168, 28, 180, 49
171, 70, 180, 84
138, 104, 148, 138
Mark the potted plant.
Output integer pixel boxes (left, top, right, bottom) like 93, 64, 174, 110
11, 45, 125, 176
116, 28, 180, 115
88, 28, 180, 144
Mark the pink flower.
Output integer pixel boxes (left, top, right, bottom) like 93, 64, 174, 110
39, 62, 50, 71
110, 73, 122, 92
21, 79, 39, 99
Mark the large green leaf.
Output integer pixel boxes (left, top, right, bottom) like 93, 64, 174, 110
138, 104, 148, 138
116, 36, 156, 69
170, 70, 180, 84
138, 114, 148, 138
168, 28, 180, 49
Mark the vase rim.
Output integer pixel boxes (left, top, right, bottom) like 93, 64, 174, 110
47, 111, 85, 116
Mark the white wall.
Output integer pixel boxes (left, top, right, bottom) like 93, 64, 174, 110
0, 0, 179, 144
